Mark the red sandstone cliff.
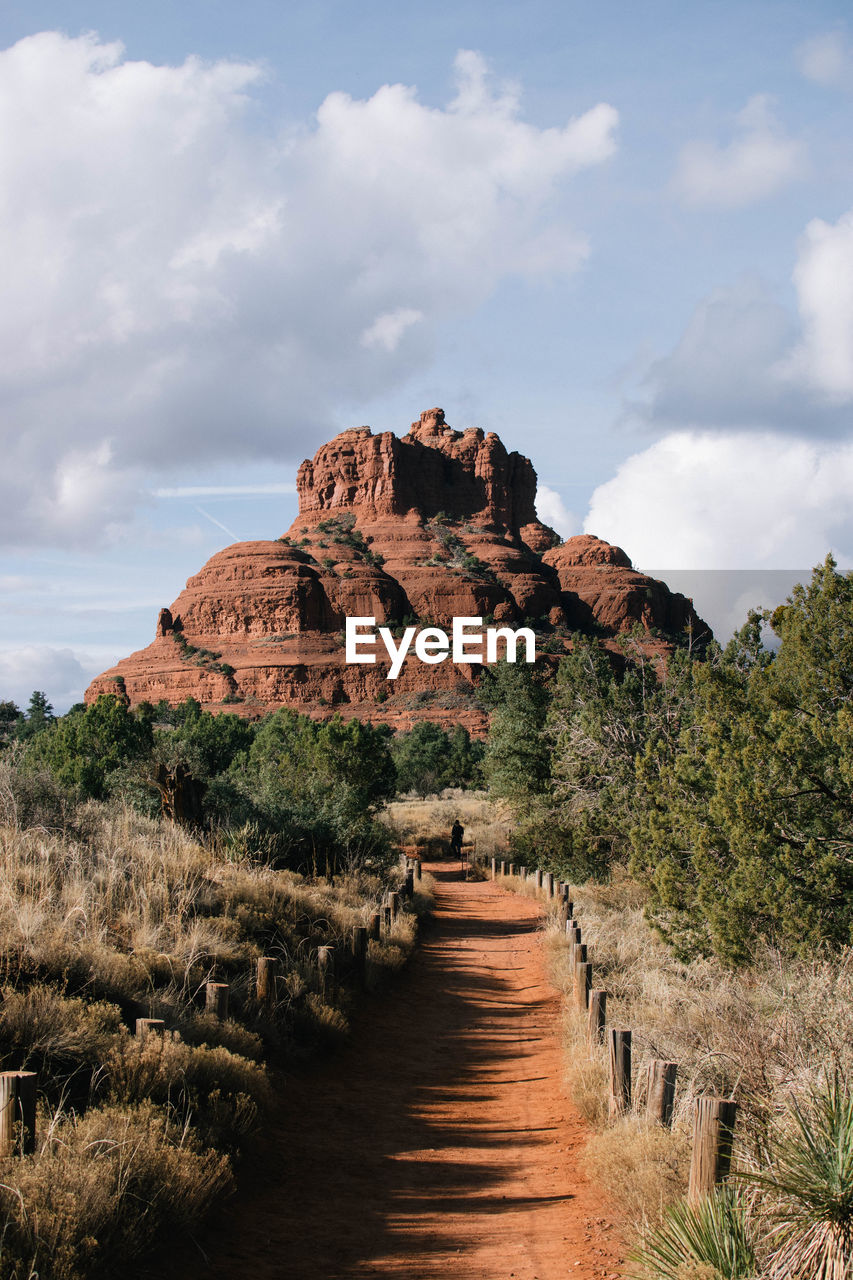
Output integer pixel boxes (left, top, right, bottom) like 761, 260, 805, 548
86, 409, 710, 731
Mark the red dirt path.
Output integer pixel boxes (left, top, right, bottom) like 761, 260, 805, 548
154, 859, 624, 1280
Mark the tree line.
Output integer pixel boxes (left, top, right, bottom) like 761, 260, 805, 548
1, 690, 483, 874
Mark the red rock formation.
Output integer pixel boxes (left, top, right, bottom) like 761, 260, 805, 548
87, 410, 710, 730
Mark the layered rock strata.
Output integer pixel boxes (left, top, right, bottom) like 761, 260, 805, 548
87, 409, 709, 731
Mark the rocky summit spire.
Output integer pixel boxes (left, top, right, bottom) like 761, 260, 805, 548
294, 406, 542, 538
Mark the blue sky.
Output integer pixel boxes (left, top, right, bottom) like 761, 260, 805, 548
1, 1, 852, 709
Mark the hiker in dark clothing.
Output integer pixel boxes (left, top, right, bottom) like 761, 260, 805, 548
450, 819, 464, 864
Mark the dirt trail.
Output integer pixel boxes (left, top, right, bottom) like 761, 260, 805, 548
154, 860, 624, 1280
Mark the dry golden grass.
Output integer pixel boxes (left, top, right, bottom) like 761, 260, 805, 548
495, 862, 853, 1242
383, 789, 511, 861
0, 1101, 232, 1280
0, 781, 429, 1279
566, 871, 853, 1154
584, 1116, 692, 1230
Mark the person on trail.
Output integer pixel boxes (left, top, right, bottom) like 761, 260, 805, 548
450, 819, 464, 863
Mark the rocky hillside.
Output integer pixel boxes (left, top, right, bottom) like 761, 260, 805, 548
87, 408, 709, 731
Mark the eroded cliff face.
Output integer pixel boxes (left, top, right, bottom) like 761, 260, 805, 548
86, 409, 709, 731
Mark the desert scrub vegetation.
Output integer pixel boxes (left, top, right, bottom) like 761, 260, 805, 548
485, 557, 853, 965
0, 761, 426, 1279
503, 868, 853, 1276
15, 696, 397, 874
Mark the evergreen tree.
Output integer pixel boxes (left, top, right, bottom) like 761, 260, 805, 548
18, 690, 55, 740
392, 722, 450, 796
23, 695, 153, 800
0, 700, 23, 744
480, 660, 551, 805
632, 559, 853, 963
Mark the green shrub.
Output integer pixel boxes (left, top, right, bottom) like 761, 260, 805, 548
744, 1072, 853, 1280
629, 1187, 756, 1280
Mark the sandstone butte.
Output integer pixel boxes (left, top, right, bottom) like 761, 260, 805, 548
87, 408, 710, 733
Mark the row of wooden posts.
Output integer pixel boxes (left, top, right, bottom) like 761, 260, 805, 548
0, 857, 424, 1159
492, 857, 737, 1206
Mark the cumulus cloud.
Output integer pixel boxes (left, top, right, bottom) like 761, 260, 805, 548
673, 95, 804, 208
585, 432, 853, 569
535, 485, 578, 539
0, 34, 618, 548
361, 309, 424, 353
797, 30, 853, 87
638, 205, 853, 435
0, 646, 102, 713
788, 211, 853, 398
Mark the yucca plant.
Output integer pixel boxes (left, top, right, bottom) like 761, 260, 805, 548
629, 1185, 757, 1280
744, 1072, 853, 1280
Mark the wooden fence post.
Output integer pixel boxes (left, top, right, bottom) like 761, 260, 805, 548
575, 960, 592, 1012
0, 1072, 37, 1156
383, 905, 392, 933
571, 941, 587, 990
688, 1098, 738, 1203
587, 990, 606, 1048
534, 868, 543, 890
135, 1018, 165, 1037
205, 982, 229, 1020
608, 1029, 632, 1117
389, 891, 401, 921
415, 858, 422, 881
508, 862, 515, 877
256, 957, 278, 1004
491, 857, 496, 879
405, 868, 414, 898
647, 1060, 678, 1127
369, 912, 381, 941
317, 945, 332, 999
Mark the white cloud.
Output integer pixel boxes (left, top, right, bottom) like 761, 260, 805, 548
535, 485, 578, 539
638, 205, 853, 434
0, 646, 114, 713
585, 432, 853, 569
797, 30, 853, 87
0, 35, 618, 548
361, 308, 424, 353
788, 211, 853, 399
673, 95, 804, 208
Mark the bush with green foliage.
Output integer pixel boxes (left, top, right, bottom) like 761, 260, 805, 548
23, 695, 153, 801
632, 557, 853, 964
482, 556, 853, 965
629, 1186, 756, 1280
219, 709, 396, 873
744, 1071, 853, 1280
391, 722, 483, 796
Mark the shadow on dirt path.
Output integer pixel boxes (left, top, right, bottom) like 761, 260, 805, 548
146, 859, 624, 1280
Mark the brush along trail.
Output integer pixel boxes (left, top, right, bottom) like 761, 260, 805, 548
156, 859, 624, 1280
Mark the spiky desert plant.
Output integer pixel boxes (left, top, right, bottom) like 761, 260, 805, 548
629, 1185, 757, 1280
746, 1072, 853, 1280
